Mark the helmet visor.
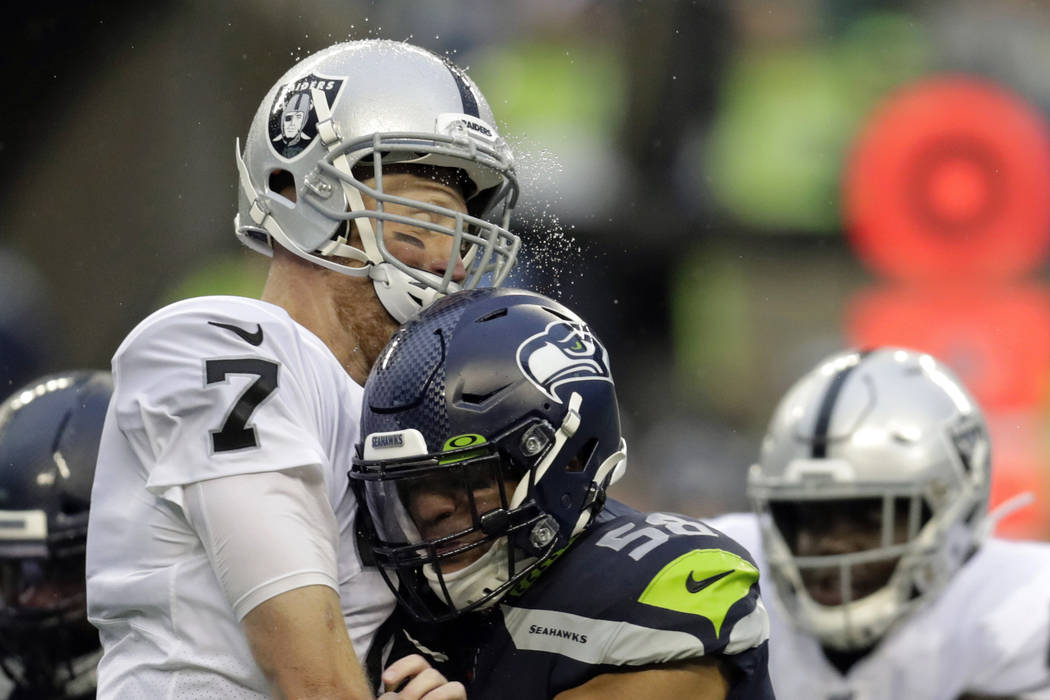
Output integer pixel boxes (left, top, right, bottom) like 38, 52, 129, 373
353, 448, 520, 570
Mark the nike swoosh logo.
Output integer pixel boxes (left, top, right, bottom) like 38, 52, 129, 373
685, 569, 734, 594
208, 321, 264, 346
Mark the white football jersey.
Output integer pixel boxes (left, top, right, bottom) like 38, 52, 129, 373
86, 296, 394, 699
709, 512, 1050, 700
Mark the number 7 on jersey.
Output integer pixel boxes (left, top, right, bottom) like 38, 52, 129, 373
205, 358, 279, 453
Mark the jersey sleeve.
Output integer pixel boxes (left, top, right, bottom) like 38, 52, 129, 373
493, 504, 773, 698
504, 504, 771, 669
592, 509, 770, 659
183, 467, 340, 619
110, 298, 331, 497
964, 540, 1050, 697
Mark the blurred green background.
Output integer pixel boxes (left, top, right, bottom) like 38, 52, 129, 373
4, 0, 1050, 537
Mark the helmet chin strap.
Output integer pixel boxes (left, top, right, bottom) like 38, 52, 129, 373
235, 138, 373, 274
310, 86, 382, 264
370, 264, 458, 324
237, 109, 439, 326
976, 490, 1034, 543
312, 87, 467, 325
571, 438, 628, 536
507, 392, 628, 537
511, 392, 583, 510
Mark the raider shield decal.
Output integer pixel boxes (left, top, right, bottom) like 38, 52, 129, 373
516, 320, 612, 404
268, 73, 344, 160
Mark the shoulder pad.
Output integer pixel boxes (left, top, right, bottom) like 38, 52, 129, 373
516, 506, 768, 654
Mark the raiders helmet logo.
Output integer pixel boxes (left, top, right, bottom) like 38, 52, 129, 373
950, 415, 988, 473
268, 73, 345, 160
516, 321, 612, 404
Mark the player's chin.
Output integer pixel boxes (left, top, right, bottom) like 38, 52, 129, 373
802, 566, 897, 606
800, 572, 844, 606
804, 586, 844, 607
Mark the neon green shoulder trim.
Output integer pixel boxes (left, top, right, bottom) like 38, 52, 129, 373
638, 548, 759, 637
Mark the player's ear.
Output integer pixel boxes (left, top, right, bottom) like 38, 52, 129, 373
269, 170, 296, 203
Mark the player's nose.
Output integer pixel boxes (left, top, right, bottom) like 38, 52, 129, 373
425, 235, 467, 283
410, 491, 466, 537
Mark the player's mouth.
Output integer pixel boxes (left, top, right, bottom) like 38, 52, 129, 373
425, 528, 492, 572
801, 570, 845, 606
802, 560, 900, 606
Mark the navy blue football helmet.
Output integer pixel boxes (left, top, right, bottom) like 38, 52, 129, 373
351, 288, 626, 621
0, 370, 111, 697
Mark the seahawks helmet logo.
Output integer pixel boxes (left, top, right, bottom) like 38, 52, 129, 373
516, 321, 612, 404
268, 73, 344, 160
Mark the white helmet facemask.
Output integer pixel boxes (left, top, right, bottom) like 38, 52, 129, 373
755, 484, 972, 650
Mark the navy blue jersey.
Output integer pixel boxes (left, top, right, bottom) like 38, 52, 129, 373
370, 500, 773, 699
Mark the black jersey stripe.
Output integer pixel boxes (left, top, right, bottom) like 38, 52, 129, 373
811, 350, 873, 458
443, 58, 480, 117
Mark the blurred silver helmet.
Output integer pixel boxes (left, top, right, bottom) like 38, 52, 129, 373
748, 347, 991, 651
235, 39, 520, 322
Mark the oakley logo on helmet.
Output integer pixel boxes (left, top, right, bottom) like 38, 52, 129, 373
516, 320, 612, 404
439, 434, 487, 465
268, 74, 345, 160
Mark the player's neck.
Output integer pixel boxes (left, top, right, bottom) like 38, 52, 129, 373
261, 255, 375, 385
820, 643, 875, 676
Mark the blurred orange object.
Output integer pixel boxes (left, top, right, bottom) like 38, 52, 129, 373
846, 283, 1050, 411
844, 76, 1050, 281
985, 414, 1050, 540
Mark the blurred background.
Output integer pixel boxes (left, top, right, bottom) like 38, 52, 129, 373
4, 0, 1050, 538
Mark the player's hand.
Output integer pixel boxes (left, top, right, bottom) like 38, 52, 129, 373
379, 653, 466, 700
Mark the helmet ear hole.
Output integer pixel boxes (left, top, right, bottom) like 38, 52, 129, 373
268, 170, 296, 202
565, 438, 598, 473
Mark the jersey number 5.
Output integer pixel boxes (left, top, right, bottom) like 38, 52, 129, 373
596, 513, 717, 561
205, 358, 279, 453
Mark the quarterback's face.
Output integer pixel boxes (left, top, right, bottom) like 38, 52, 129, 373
400, 461, 519, 573
353, 170, 469, 283
773, 498, 909, 606
276, 167, 470, 283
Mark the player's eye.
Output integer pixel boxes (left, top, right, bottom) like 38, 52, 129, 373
392, 232, 425, 250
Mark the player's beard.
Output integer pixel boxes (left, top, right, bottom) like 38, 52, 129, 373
327, 262, 400, 369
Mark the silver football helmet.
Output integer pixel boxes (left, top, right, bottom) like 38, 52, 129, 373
748, 347, 991, 651
235, 40, 520, 322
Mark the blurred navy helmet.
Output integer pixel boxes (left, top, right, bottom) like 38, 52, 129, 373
351, 288, 626, 621
0, 370, 112, 696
